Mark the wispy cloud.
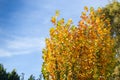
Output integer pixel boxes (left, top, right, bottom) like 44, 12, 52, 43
0, 36, 45, 57
0, 0, 111, 58
0, 49, 11, 57
0, 0, 48, 58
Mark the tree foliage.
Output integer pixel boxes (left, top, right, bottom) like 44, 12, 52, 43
100, 1, 120, 79
0, 64, 8, 80
28, 75, 35, 80
42, 6, 116, 80
100, 0, 120, 53
8, 69, 20, 80
0, 64, 20, 80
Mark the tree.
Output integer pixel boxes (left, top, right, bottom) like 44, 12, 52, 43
8, 69, 20, 80
0, 64, 8, 80
28, 75, 35, 80
100, 0, 120, 54
112, 65, 120, 80
42, 7, 117, 80
0, 64, 20, 80
100, 1, 120, 79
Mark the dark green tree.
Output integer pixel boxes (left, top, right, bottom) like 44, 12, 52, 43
0, 64, 8, 80
8, 69, 20, 80
28, 75, 35, 80
0, 64, 20, 80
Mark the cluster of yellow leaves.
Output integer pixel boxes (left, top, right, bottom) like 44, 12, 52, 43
42, 6, 116, 80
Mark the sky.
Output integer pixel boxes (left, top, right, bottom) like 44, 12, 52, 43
0, 0, 119, 80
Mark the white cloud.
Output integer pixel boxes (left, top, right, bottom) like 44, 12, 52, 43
0, 50, 11, 57
0, 36, 45, 57
0, 0, 47, 57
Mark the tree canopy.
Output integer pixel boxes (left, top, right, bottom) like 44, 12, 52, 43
42, 6, 117, 80
100, 0, 120, 53
0, 64, 20, 80
28, 75, 35, 80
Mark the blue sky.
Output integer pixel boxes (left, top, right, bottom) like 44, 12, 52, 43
0, 0, 119, 79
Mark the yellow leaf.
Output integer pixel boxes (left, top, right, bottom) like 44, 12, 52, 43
55, 10, 60, 17
97, 7, 102, 13
51, 16, 56, 24
84, 6, 88, 12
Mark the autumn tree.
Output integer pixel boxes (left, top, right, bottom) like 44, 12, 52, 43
42, 7, 116, 80
100, 0, 120, 55
99, 0, 120, 79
